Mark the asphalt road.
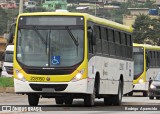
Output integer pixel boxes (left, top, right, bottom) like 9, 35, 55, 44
0, 92, 160, 113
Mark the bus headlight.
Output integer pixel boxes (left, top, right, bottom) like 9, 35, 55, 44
150, 84, 156, 89
71, 69, 85, 82
139, 79, 144, 83
15, 69, 26, 82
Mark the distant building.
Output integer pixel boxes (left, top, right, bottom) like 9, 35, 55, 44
0, 0, 17, 9
24, 1, 37, 9
153, 0, 160, 6
123, 7, 159, 27
128, 8, 149, 15
123, 8, 149, 26
42, 0, 67, 11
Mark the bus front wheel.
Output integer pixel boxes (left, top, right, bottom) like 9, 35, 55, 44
28, 94, 39, 106
84, 88, 95, 106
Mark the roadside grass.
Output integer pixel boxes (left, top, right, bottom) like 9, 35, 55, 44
0, 77, 14, 87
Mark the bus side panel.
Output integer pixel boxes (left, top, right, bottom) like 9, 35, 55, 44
147, 68, 160, 81
88, 56, 133, 95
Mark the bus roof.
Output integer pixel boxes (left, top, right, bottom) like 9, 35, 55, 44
133, 43, 160, 50
17, 12, 133, 33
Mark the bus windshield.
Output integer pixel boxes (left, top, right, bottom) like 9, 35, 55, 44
133, 47, 144, 80
16, 26, 84, 67
5, 51, 13, 63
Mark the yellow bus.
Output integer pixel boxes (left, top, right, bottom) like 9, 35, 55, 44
133, 43, 160, 96
9, 12, 133, 106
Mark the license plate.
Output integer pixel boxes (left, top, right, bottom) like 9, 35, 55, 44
42, 88, 55, 92
30, 77, 45, 82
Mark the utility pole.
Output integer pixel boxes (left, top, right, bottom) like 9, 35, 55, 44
19, 0, 23, 14
95, 2, 97, 16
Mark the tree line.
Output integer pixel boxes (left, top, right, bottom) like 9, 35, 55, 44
132, 14, 160, 46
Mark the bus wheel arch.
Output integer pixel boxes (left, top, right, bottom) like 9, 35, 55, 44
94, 72, 100, 96
84, 72, 100, 106
120, 74, 124, 94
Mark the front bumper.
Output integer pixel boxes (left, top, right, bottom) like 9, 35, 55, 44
14, 78, 91, 94
133, 82, 148, 91
149, 89, 160, 97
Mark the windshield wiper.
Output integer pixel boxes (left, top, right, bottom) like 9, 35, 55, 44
65, 26, 79, 46
32, 26, 47, 45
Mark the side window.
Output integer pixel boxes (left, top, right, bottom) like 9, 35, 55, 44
150, 51, 153, 67
101, 27, 108, 55
88, 22, 94, 54
156, 51, 158, 66
115, 31, 121, 57
108, 29, 114, 42
95, 26, 102, 54
127, 34, 132, 59
152, 51, 155, 67
121, 33, 127, 58
158, 52, 160, 66
153, 51, 156, 67
108, 29, 115, 55
121, 33, 126, 45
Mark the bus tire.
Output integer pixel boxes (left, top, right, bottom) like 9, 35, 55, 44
55, 98, 64, 104
28, 94, 39, 106
84, 88, 95, 106
104, 96, 113, 105
64, 96, 73, 105
113, 81, 123, 106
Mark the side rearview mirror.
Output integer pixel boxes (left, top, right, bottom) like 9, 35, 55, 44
87, 26, 96, 45
8, 33, 14, 43
8, 23, 16, 44
146, 54, 150, 69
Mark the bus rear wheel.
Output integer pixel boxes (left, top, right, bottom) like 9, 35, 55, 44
104, 96, 113, 105
112, 81, 123, 106
64, 96, 73, 105
28, 94, 39, 106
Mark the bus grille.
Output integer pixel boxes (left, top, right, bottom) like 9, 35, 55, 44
5, 66, 13, 75
29, 84, 68, 91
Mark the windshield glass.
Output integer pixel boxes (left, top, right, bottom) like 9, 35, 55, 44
5, 51, 13, 62
17, 27, 84, 67
133, 47, 144, 80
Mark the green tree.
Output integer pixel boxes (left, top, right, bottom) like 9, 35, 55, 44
148, 18, 160, 45
0, 8, 8, 35
132, 14, 151, 43
132, 14, 160, 45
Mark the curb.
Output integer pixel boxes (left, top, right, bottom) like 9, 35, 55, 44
0, 87, 14, 93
